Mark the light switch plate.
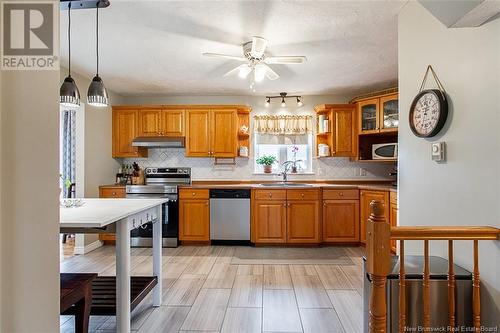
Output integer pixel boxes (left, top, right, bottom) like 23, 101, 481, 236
431, 142, 446, 162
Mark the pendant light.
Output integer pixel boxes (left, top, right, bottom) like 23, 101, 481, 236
60, 1, 80, 108
87, 1, 108, 107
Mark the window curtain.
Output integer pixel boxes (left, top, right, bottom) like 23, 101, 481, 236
61, 109, 76, 198
253, 115, 313, 135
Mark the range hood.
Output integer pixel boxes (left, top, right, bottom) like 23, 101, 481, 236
132, 137, 185, 148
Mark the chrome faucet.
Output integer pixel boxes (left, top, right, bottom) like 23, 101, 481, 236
281, 161, 292, 183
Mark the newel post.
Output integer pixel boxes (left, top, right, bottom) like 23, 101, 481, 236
366, 200, 391, 333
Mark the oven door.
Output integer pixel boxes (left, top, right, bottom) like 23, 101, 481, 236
126, 193, 178, 247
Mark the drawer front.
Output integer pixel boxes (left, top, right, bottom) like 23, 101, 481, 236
179, 188, 209, 199
286, 189, 320, 200
322, 189, 359, 200
254, 189, 287, 200
100, 187, 126, 198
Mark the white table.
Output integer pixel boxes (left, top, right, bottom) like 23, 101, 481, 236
60, 198, 167, 332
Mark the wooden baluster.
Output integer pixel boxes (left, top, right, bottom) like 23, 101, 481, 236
473, 240, 481, 331
448, 240, 456, 329
423, 240, 430, 329
399, 240, 406, 333
366, 200, 391, 333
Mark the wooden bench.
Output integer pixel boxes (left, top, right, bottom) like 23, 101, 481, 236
60, 273, 97, 333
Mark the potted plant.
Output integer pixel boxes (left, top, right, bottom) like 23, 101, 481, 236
256, 155, 278, 173
283, 146, 303, 173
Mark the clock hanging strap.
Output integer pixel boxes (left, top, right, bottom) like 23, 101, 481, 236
419, 65, 446, 98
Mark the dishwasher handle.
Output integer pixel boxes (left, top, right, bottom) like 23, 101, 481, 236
209, 189, 251, 199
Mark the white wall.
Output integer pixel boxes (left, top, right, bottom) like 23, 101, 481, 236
119, 95, 396, 181
1, 54, 60, 333
399, 2, 500, 326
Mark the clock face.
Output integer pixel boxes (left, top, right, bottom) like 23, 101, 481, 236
409, 90, 448, 138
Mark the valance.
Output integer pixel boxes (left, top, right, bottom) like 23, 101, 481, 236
253, 115, 313, 135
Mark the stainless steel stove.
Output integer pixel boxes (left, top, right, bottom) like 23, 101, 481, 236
126, 167, 191, 247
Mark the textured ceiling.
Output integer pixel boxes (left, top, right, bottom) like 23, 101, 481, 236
60, 0, 406, 97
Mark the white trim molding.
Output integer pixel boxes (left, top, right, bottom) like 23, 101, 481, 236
73, 239, 103, 255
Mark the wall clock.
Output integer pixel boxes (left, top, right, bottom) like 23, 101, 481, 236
409, 89, 448, 138
409, 65, 448, 138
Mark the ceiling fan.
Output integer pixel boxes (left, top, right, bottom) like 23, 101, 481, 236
202, 36, 307, 83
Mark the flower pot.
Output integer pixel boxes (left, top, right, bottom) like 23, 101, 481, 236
291, 166, 298, 173
263, 165, 273, 173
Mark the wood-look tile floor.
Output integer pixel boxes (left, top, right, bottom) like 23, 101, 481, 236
60, 245, 365, 333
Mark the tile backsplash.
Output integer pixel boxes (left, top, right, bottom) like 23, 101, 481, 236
121, 148, 395, 181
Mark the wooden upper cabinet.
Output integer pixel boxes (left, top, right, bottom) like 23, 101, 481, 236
185, 109, 210, 156
138, 109, 162, 137
253, 200, 287, 243
287, 200, 320, 243
162, 110, 185, 137
379, 93, 399, 133
186, 108, 238, 157
331, 105, 357, 157
211, 109, 237, 157
358, 98, 380, 134
138, 109, 184, 137
360, 190, 389, 244
112, 109, 147, 158
323, 200, 359, 243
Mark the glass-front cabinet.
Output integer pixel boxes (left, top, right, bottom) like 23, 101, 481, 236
380, 93, 398, 132
358, 93, 398, 134
358, 98, 379, 134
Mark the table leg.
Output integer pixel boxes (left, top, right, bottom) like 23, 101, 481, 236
116, 219, 131, 332
152, 205, 162, 306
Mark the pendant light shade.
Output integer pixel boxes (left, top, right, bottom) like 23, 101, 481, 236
60, 2, 80, 108
87, 3, 108, 107
87, 75, 108, 107
60, 76, 81, 107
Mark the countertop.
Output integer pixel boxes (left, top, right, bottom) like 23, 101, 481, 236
102, 182, 397, 192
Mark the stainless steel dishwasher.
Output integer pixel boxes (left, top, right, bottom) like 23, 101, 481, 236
209, 189, 251, 245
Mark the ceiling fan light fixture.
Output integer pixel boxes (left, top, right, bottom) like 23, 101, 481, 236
297, 97, 303, 107
254, 64, 266, 82
238, 65, 252, 79
281, 98, 286, 108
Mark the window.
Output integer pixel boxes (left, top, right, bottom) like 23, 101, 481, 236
254, 134, 313, 173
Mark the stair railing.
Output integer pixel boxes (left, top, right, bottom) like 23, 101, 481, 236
365, 200, 499, 333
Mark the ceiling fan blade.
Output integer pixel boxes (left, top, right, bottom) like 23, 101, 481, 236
224, 64, 252, 78
263, 64, 280, 80
250, 36, 268, 58
264, 56, 307, 64
202, 53, 247, 61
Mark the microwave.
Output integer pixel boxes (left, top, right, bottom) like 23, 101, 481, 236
372, 143, 398, 160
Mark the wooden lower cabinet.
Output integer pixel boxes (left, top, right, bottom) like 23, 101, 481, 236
98, 186, 126, 242
253, 200, 287, 243
322, 200, 359, 243
252, 189, 320, 244
287, 200, 320, 243
360, 190, 389, 244
179, 198, 210, 241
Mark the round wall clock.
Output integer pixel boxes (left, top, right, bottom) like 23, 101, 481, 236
409, 89, 448, 138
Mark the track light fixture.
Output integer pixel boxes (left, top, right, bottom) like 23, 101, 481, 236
264, 92, 304, 108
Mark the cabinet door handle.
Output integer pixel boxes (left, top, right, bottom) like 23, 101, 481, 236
301, 193, 304, 198
339, 192, 344, 197
112, 192, 116, 196
268, 193, 272, 198
192, 192, 196, 196
323, 202, 326, 206
283, 203, 286, 207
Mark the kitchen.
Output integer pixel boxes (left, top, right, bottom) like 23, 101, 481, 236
0, 1, 499, 333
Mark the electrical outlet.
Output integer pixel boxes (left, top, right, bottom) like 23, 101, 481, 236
360, 168, 367, 176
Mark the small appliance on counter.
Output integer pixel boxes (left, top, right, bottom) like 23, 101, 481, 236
372, 142, 398, 160
318, 143, 330, 157
239, 146, 249, 157
126, 167, 191, 247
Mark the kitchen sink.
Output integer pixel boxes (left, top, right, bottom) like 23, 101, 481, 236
259, 182, 314, 187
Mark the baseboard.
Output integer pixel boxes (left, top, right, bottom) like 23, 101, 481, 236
74, 240, 103, 255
